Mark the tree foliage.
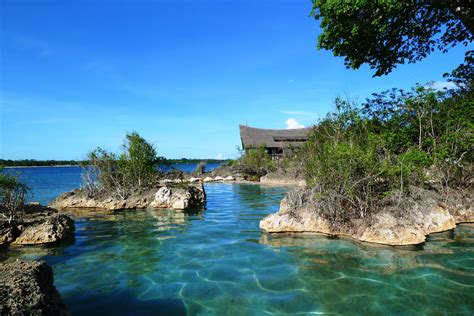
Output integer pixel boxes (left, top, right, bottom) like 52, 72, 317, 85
444, 50, 473, 88
0, 170, 29, 223
238, 145, 276, 180
82, 132, 164, 198
0, 159, 83, 167
311, 0, 473, 76
301, 84, 473, 225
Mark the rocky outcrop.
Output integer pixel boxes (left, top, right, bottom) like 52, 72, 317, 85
150, 186, 205, 209
209, 165, 246, 181
260, 187, 473, 246
191, 176, 235, 183
0, 205, 75, 248
0, 226, 20, 248
0, 260, 69, 315
50, 185, 206, 211
12, 214, 74, 246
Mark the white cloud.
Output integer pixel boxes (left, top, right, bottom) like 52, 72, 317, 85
280, 110, 320, 123
215, 153, 223, 159
285, 118, 305, 129
280, 110, 317, 116
429, 81, 457, 91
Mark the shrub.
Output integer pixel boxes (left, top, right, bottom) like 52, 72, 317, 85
222, 159, 236, 167
195, 161, 206, 175
299, 84, 473, 227
238, 145, 275, 180
273, 149, 306, 178
118, 132, 162, 187
82, 132, 164, 198
0, 171, 29, 223
302, 98, 389, 222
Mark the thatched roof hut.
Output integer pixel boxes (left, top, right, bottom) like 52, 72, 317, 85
239, 125, 311, 158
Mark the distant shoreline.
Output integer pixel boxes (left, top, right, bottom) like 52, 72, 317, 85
1, 159, 228, 169
4, 165, 81, 168
3, 161, 226, 169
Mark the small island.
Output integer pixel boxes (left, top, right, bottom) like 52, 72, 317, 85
50, 132, 206, 211
258, 85, 473, 245
1, 0, 473, 314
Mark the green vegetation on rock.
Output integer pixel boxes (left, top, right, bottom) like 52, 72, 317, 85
237, 145, 276, 180
0, 169, 29, 223
299, 84, 473, 225
83, 132, 164, 198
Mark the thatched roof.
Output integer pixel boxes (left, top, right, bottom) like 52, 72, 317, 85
239, 125, 312, 149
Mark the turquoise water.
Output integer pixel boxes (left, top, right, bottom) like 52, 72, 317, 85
1, 168, 473, 315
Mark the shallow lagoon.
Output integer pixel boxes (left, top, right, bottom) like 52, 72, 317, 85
1, 167, 473, 315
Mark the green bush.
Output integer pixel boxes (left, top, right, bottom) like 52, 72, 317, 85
303, 98, 388, 222
301, 84, 473, 226
82, 132, 164, 198
222, 159, 236, 167
0, 170, 29, 223
238, 145, 275, 180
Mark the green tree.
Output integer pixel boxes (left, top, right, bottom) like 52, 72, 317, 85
118, 132, 162, 188
444, 50, 473, 88
311, 1, 473, 77
83, 132, 164, 198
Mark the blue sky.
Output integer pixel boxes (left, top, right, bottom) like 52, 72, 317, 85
0, 0, 470, 160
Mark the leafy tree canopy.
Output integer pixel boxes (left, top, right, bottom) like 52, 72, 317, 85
311, 0, 473, 77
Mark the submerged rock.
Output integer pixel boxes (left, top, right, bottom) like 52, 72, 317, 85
50, 185, 206, 211
0, 260, 69, 315
260, 187, 473, 246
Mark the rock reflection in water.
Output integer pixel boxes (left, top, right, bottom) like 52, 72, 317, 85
231, 183, 286, 211
260, 225, 474, 314
2, 180, 473, 315
38, 207, 202, 315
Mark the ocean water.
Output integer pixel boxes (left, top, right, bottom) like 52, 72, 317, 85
160, 162, 221, 174
1, 167, 473, 315
4, 163, 220, 205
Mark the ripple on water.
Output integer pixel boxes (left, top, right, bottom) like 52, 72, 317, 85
1, 183, 473, 315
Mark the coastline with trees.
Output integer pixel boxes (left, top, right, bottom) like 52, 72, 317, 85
260, 83, 473, 245
258, 0, 473, 245
0, 1, 472, 314
0, 158, 228, 168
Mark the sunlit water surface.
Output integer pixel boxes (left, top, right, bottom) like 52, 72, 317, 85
1, 167, 473, 315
